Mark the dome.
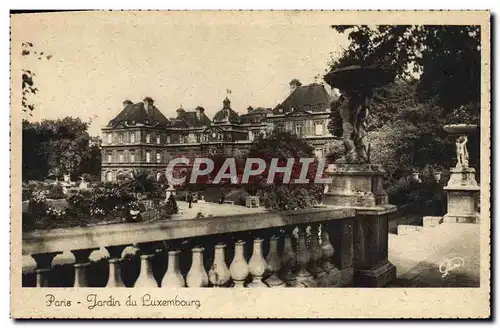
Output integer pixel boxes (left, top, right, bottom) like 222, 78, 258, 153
213, 97, 240, 123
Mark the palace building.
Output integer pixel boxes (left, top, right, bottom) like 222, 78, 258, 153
101, 80, 339, 182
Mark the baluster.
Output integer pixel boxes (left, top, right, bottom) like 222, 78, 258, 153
186, 247, 209, 287
31, 252, 61, 287
134, 255, 157, 287
295, 226, 314, 287
320, 224, 341, 287
264, 235, 285, 287
309, 224, 326, 278
161, 250, 186, 287
105, 245, 126, 287
71, 248, 98, 287
209, 243, 231, 287
134, 243, 159, 287
230, 240, 249, 287
280, 228, 297, 287
248, 238, 267, 287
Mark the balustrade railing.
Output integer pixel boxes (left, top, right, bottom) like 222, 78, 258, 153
22, 206, 358, 288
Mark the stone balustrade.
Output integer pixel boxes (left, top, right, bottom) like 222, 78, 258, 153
22, 204, 396, 288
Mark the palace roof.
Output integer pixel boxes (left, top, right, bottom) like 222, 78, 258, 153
108, 101, 170, 127
274, 83, 334, 114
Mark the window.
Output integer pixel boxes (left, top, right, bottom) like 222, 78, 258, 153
130, 152, 135, 163
156, 135, 161, 144
107, 133, 112, 144
295, 122, 303, 136
118, 133, 124, 144
315, 122, 324, 136
146, 152, 151, 163
146, 133, 151, 143
130, 132, 135, 144
107, 152, 112, 163
285, 121, 293, 131
166, 135, 171, 143
276, 123, 285, 132
248, 131, 254, 141
106, 172, 113, 182
118, 151, 124, 163
156, 152, 161, 163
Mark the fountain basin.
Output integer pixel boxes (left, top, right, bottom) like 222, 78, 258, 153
443, 124, 478, 134
324, 65, 396, 91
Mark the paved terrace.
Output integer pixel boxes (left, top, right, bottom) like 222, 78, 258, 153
389, 222, 480, 287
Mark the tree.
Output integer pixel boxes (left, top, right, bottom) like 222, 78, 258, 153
22, 42, 52, 115
246, 131, 323, 210
329, 25, 481, 111
22, 117, 102, 181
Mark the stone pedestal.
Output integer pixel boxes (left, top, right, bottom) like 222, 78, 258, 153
443, 167, 480, 224
323, 164, 388, 208
324, 163, 397, 287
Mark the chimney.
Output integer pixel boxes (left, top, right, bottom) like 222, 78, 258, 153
247, 106, 254, 113
123, 99, 133, 109
176, 105, 185, 117
289, 79, 302, 94
143, 97, 154, 116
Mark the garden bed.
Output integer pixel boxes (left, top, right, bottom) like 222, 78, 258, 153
22, 182, 179, 232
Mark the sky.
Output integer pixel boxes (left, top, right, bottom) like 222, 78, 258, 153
12, 11, 350, 136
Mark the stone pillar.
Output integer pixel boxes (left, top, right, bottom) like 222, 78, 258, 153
352, 210, 396, 287
324, 163, 397, 287
443, 167, 480, 224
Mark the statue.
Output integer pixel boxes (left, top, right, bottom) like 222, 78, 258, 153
337, 90, 371, 164
455, 135, 469, 168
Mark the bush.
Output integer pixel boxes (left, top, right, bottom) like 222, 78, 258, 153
387, 173, 446, 215
27, 193, 49, 218
67, 190, 92, 216
89, 185, 135, 217
22, 183, 34, 201
259, 184, 321, 211
46, 183, 66, 199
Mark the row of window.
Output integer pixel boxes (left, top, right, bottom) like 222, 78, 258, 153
105, 132, 236, 145
106, 132, 171, 145
106, 150, 167, 163
274, 121, 325, 136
